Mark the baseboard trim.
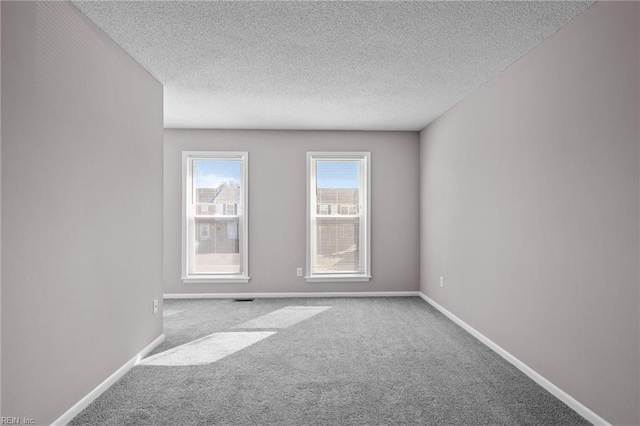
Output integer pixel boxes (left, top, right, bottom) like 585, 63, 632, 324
164, 291, 419, 299
418, 292, 610, 426
51, 333, 165, 426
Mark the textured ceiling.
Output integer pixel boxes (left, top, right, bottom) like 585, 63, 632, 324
72, 1, 593, 131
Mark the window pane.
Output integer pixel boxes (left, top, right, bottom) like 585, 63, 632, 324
316, 161, 360, 190
313, 159, 363, 274
193, 218, 241, 274
191, 159, 242, 275
314, 217, 360, 273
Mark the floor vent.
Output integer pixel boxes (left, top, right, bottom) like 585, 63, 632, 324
233, 298, 254, 302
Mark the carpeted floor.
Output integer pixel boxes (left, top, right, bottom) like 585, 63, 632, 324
70, 297, 591, 425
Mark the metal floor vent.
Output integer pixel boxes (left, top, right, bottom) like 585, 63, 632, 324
233, 298, 254, 302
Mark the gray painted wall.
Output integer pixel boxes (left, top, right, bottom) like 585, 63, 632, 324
164, 130, 420, 295
420, 2, 639, 425
1, 2, 163, 424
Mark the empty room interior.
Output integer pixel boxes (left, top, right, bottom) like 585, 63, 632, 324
1, 1, 639, 425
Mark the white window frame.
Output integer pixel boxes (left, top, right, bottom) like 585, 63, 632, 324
306, 152, 371, 283
182, 151, 249, 284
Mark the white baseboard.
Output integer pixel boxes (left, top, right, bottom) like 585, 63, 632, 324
164, 291, 420, 299
418, 292, 610, 426
134, 334, 166, 365
52, 334, 165, 426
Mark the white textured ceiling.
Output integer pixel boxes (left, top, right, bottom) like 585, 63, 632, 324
72, 1, 593, 131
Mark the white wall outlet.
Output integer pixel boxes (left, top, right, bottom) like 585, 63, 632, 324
153, 299, 159, 314
440, 276, 444, 288
296, 267, 303, 277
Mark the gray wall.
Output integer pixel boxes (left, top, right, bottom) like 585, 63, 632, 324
164, 130, 420, 295
1, 2, 163, 424
420, 2, 639, 425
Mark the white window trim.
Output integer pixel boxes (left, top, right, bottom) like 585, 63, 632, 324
306, 152, 371, 283
182, 151, 250, 284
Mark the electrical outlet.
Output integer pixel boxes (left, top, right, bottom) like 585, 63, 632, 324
296, 267, 303, 277
153, 299, 159, 314
440, 276, 444, 288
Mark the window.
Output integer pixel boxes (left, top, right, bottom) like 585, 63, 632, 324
338, 205, 357, 215
199, 223, 210, 240
182, 152, 249, 283
306, 152, 370, 282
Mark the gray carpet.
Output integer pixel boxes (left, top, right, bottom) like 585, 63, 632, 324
70, 297, 591, 425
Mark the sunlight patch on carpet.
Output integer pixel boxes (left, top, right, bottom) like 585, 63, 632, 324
233, 306, 331, 329
141, 331, 276, 366
163, 309, 183, 317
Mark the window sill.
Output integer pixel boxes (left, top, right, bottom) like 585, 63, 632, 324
182, 276, 250, 284
305, 274, 371, 283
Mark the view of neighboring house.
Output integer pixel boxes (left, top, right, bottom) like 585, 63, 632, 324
194, 183, 361, 273
195, 182, 240, 255
316, 187, 359, 216
315, 188, 361, 272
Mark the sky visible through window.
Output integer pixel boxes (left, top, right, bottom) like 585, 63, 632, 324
194, 158, 359, 189
316, 161, 359, 188
194, 159, 241, 188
